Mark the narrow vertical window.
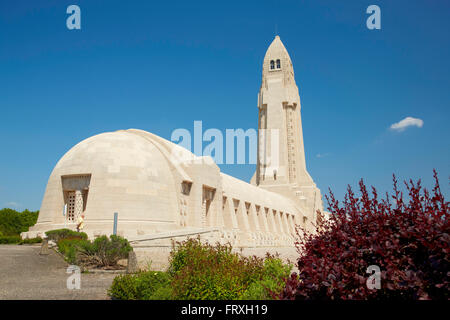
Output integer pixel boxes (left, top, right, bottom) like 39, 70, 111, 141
270, 60, 275, 70
276, 59, 281, 69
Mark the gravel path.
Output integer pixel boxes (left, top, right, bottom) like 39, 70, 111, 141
0, 245, 116, 300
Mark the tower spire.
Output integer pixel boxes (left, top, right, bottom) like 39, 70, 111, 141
251, 36, 323, 225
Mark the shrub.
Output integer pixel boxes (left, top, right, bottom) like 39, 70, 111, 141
0, 208, 39, 236
0, 235, 21, 244
240, 255, 292, 300
108, 238, 292, 300
57, 237, 91, 264
19, 237, 43, 245
58, 235, 133, 268
108, 273, 140, 300
139, 272, 173, 300
169, 237, 267, 300
45, 229, 88, 242
280, 170, 449, 300
77, 235, 132, 268
108, 271, 172, 300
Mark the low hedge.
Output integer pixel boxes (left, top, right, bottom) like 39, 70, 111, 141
45, 229, 88, 242
19, 237, 43, 245
109, 271, 173, 300
0, 235, 21, 244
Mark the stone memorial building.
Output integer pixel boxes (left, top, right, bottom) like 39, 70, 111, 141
23, 36, 325, 266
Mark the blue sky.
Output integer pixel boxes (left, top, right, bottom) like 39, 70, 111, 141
0, 0, 449, 211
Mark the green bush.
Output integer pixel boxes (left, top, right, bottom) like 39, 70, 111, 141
140, 272, 173, 300
0, 208, 39, 236
169, 237, 268, 300
57, 238, 91, 264
19, 237, 43, 245
0, 235, 21, 244
77, 235, 133, 268
45, 229, 88, 242
108, 273, 140, 300
108, 271, 172, 300
108, 237, 292, 300
240, 256, 292, 300
57, 235, 132, 268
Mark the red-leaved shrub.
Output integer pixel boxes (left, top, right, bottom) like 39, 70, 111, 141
280, 170, 449, 300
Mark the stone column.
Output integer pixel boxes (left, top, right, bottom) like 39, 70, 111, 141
284, 214, 294, 235
248, 203, 261, 232
269, 210, 279, 234
275, 211, 285, 234
290, 215, 296, 235
237, 201, 251, 232
224, 197, 239, 230
265, 209, 274, 233
74, 190, 83, 219
258, 207, 269, 233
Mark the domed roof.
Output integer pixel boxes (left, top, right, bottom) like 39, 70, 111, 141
41, 130, 180, 224
55, 130, 171, 179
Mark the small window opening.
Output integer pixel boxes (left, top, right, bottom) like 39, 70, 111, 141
270, 60, 275, 70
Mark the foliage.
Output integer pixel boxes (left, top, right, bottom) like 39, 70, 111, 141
169, 237, 261, 299
169, 237, 289, 300
0, 235, 21, 244
240, 255, 292, 300
19, 237, 43, 245
76, 235, 133, 268
0, 208, 39, 236
280, 170, 449, 300
109, 237, 292, 300
57, 235, 132, 268
45, 228, 88, 242
57, 237, 91, 264
108, 271, 173, 300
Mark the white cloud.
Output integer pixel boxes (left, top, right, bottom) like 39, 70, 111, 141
316, 153, 330, 158
390, 117, 424, 132
5, 202, 21, 208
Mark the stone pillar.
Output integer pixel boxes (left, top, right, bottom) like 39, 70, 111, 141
266, 209, 276, 233
275, 211, 285, 234
237, 201, 251, 232
257, 206, 269, 233
201, 199, 207, 227
224, 197, 239, 230
285, 214, 294, 235
39, 239, 50, 255
127, 251, 138, 273
74, 190, 83, 219
248, 203, 261, 232
290, 215, 296, 235
269, 210, 279, 234
280, 212, 286, 234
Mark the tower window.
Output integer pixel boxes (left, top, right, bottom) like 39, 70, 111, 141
276, 59, 281, 69
270, 60, 275, 70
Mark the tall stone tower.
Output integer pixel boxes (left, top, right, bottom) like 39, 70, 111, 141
251, 36, 323, 229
